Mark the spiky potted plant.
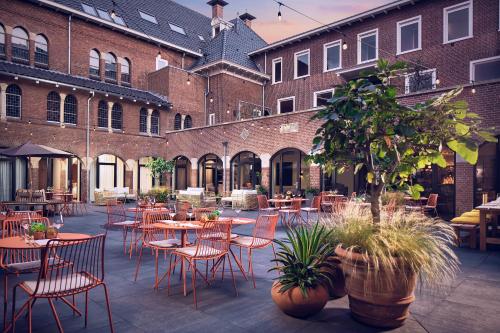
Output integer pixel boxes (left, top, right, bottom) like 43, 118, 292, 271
270, 224, 335, 318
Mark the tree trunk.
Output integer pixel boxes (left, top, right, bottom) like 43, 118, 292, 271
370, 183, 384, 224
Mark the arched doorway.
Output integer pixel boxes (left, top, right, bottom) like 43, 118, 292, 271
173, 156, 191, 191
38, 156, 82, 199
95, 154, 125, 189
231, 151, 261, 190
270, 148, 309, 195
198, 154, 223, 194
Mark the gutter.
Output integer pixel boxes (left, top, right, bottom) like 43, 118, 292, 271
192, 60, 270, 80
68, 15, 71, 74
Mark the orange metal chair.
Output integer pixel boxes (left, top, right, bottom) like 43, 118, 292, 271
194, 207, 216, 220
278, 198, 303, 227
423, 193, 439, 216
106, 201, 138, 255
168, 219, 236, 308
8, 235, 114, 333
301, 196, 321, 223
257, 195, 278, 214
230, 214, 279, 288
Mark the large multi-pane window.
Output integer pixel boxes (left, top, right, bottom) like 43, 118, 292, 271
444, 1, 473, 43
294, 49, 310, 79
97, 100, 108, 128
89, 49, 100, 77
6, 84, 22, 118
0, 24, 5, 56
323, 40, 341, 72
11, 27, 29, 62
174, 113, 182, 130
64, 95, 77, 125
397, 16, 421, 54
105, 53, 117, 81
120, 58, 130, 84
151, 110, 160, 135
111, 103, 122, 130
139, 108, 148, 133
357, 29, 378, 64
46, 91, 60, 122
34, 34, 49, 66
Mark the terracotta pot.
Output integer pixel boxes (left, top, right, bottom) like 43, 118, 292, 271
335, 247, 417, 328
33, 231, 45, 240
271, 281, 329, 318
46, 227, 58, 239
322, 256, 347, 299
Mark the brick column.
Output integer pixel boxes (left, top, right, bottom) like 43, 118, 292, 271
0, 82, 7, 120
190, 158, 198, 188
455, 156, 474, 216
28, 32, 36, 66
4, 26, 12, 61
59, 92, 66, 126
100, 54, 106, 81
309, 164, 321, 190
107, 101, 113, 133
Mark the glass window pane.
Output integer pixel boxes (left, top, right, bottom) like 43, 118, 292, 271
139, 11, 158, 24
97, 8, 111, 20
274, 61, 282, 82
474, 59, 500, 82
169, 23, 186, 35
81, 3, 97, 16
400, 22, 419, 52
296, 52, 309, 77
448, 7, 469, 41
279, 99, 294, 113
361, 34, 376, 62
326, 44, 340, 70
315, 91, 333, 107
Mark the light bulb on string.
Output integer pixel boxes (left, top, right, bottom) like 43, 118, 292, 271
277, 2, 282, 21
435, 78, 441, 85
471, 81, 476, 94
342, 41, 348, 50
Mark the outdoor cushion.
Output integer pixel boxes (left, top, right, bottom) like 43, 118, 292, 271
149, 239, 182, 248
113, 220, 137, 226
450, 216, 479, 225
462, 211, 480, 217
24, 273, 93, 295
175, 245, 222, 258
231, 236, 270, 247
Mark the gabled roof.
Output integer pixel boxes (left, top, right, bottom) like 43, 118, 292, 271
191, 18, 267, 72
0, 61, 170, 106
34, 0, 212, 55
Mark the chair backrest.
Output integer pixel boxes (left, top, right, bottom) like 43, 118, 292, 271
194, 207, 216, 220
251, 214, 279, 247
31, 234, 106, 297
15, 189, 31, 202
176, 201, 191, 212
142, 210, 171, 244
427, 194, 438, 208
3, 216, 50, 238
311, 196, 321, 210
6, 210, 42, 218
193, 219, 231, 258
321, 192, 334, 203
257, 195, 269, 209
291, 198, 302, 210
31, 190, 46, 202
106, 201, 125, 225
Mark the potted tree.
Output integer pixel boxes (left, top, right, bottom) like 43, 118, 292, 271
270, 224, 334, 318
145, 157, 175, 199
309, 59, 496, 327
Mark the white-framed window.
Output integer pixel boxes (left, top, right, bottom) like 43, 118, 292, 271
313, 89, 334, 108
443, 1, 473, 44
470, 56, 500, 82
397, 16, 421, 55
277, 96, 295, 114
357, 29, 378, 64
294, 49, 310, 79
139, 10, 158, 24
169, 23, 186, 35
156, 55, 168, 70
272, 57, 282, 84
209, 113, 216, 125
323, 40, 341, 72
405, 69, 437, 94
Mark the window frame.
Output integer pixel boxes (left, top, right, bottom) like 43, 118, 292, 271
174, 113, 182, 130
89, 49, 100, 78
6, 84, 22, 118
138, 10, 158, 24
313, 89, 335, 108
443, 1, 473, 44
404, 68, 437, 94
139, 108, 148, 133
97, 100, 108, 129
323, 40, 342, 72
183, 115, 192, 129
277, 96, 295, 114
96, 8, 111, 21
81, 3, 97, 16
34, 34, 49, 67
208, 113, 215, 126
111, 103, 123, 130
0, 24, 5, 56
470, 55, 500, 83
120, 57, 131, 84
150, 110, 160, 135
397, 16, 422, 55
104, 52, 117, 82
294, 49, 310, 79
11, 27, 29, 63
63, 94, 78, 125
272, 57, 282, 84
357, 28, 379, 64
46, 91, 61, 123
169, 23, 186, 35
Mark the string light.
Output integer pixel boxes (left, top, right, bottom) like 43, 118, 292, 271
342, 41, 348, 50
278, 2, 282, 21
187, 76, 191, 85
471, 81, 476, 94
110, 1, 117, 19
435, 78, 441, 85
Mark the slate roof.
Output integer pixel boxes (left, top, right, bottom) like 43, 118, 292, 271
191, 18, 267, 72
0, 61, 170, 106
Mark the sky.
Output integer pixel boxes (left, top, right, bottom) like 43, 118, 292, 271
176, 0, 394, 43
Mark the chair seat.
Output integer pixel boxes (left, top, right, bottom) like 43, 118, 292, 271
301, 208, 318, 212
279, 209, 299, 213
202, 232, 239, 240
149, 239, 182, 248
231, 236, 270, 247
260, 207, 278, 212
175, 245, 223, 258
113, 220, 137, 226
23, 273, 93, 295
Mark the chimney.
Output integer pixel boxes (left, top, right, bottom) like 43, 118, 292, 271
207, 0, 228, 19
239, 12, 256, 29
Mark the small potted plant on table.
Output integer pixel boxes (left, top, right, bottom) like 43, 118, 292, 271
30, 222, 47, 240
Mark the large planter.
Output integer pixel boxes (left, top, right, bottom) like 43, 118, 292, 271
271, 281, 329, 318
322, 256, 347, 299
335, 247, 417, 328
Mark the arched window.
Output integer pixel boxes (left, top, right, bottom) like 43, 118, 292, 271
34, 34, 48, 66
46, 91, 60, 122
0, 24, 5, 56
111, 103, 122, 130
231, 151, 262, 190
6, 84, 21, 118
64, 95, 77, 124
151, 110, 160, 135
184, 115, 192, 129
174, 113, 182, 130
12, 27, 29, 62
139, 108, 147, 133
105, 52, 117, 81
120, 57, 130, 84
97, 100, 108, 128
89, 49, 100, 77
198, 154, 223, 194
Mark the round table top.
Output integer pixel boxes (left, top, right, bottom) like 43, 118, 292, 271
153, 221, 203, 230
220, 217, 256, 225
268, 198, 308, 203
0, 233, 90, 250
323, 194, 345, 197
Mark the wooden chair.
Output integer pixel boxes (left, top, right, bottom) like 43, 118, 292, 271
230, 214, 279, 288
301, 196, 321, 223
257, 195, 278, 214
423, 193, 439, 216
168, 219, 236, 308
8, 234, 114, 333
134, 210, 181, 289
278, 199, 303, 227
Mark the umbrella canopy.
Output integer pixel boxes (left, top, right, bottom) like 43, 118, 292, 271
0, 142, 74, 158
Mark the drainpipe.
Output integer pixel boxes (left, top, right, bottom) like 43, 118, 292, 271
206, 76, 210, 125
222, 141, 228, 193
86, 91, 95, 202
68, 15, 72, 74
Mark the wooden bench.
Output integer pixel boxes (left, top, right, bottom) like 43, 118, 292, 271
450, 223, 479, 249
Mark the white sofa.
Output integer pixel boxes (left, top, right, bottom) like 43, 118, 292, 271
177, 187, 205, 207
94, 187, 135, 205
221, 189, 258, 210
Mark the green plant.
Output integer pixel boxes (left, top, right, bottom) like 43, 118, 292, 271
256, 185, 268, 195
309, 59, 496, 223
207, 210, 221, 220
147, 188, 170, 203
145, 158, 175, 179
305, 188, 320, 196
29, 222, 47, 234
321, 203, 459, 288
270, 224, 335, 297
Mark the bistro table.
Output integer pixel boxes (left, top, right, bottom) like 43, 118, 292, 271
268, 198, 308, 209
477, 201, 500, 251
0, 233, 90, 250
1, 201, 50, 216
52, 193, 75, 216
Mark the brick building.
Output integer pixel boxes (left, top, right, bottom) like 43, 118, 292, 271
0, 0, 499, 215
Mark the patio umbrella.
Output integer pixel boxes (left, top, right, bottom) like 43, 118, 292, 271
0, 142, 74, 189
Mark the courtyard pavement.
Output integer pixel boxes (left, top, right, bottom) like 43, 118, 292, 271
2, 204, 500, 332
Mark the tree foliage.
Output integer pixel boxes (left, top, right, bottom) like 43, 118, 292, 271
145, 157, 175, 179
